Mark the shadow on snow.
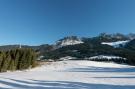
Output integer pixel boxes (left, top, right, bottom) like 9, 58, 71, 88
66, 66, 135, 73
0, 78, 135, 89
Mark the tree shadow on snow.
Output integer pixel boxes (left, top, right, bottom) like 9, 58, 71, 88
66, 66, 135, 73
0, 78, 135, 89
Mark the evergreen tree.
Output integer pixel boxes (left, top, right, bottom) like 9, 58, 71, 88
0, 52, 4, 70
0, 48, 37, 72
0, 52, 10, 72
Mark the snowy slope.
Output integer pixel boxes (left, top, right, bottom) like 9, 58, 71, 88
86, 55, 127, 60
55, 36, 83, 47
101, 40, 129, 48
60, 39, 83, 46
0, 60, 135, 89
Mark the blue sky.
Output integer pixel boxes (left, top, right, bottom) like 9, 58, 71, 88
0, 0, 135, 45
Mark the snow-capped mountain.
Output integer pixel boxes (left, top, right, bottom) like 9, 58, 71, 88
98, 33, 129, 42
55, 36, 83, 48
101, 40, 130, 48
127, 33, 135, 40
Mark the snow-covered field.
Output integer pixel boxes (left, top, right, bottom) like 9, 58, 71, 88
0, 60, 135, 89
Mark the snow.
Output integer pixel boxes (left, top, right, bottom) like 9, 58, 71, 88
101, 40, 129, 48
59, 56, 77, 61
0, 60, 135, 89
86, 55, 127, 60
61, 39, 83, 46
56, 38, 83, 47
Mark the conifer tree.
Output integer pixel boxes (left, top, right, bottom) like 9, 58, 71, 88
1, 52, 10, 72
0, 48, 37, 72
0, 52, 4, 70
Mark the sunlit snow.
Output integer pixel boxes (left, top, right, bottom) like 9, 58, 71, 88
0, 60, 135, 89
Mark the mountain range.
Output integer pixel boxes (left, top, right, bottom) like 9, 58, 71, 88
0, 33, 134, 50
0, 33, 135, 65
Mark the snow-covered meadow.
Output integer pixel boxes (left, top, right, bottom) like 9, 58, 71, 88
0, 60, 135, 89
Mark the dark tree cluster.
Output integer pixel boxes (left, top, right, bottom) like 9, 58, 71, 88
87, 58, 128, 64
0, 48, 37, 72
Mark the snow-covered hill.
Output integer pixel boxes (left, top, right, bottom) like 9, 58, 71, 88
101, 40, 129, 48
55, 36, 83, 47
0, 60, 135, 89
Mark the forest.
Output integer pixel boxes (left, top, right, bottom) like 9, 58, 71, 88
0, 48, 37, 72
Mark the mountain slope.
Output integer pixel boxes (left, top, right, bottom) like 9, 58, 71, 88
125, 39, 135, 50
55, 36, 83, 48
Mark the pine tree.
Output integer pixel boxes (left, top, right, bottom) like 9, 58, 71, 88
14, 49, 20, 70
0, 52, 4, 70
0, 52, 10, 72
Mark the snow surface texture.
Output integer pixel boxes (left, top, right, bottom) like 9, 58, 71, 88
0, 60, 135, 89
101, 40, 129, 48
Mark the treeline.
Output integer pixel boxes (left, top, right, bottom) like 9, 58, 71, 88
87, 58, 128, 64
0, 48, 37, 72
